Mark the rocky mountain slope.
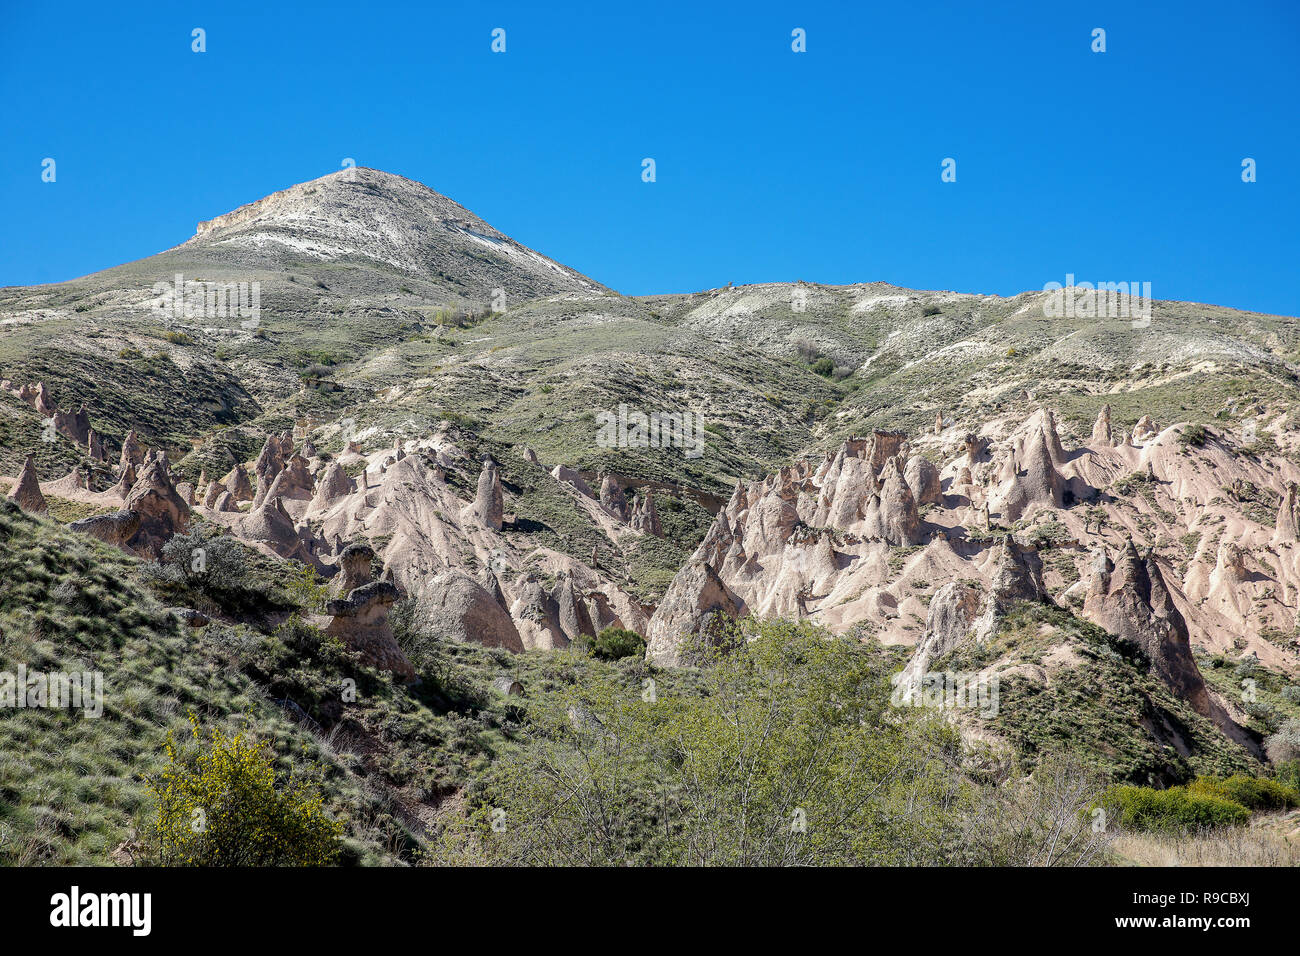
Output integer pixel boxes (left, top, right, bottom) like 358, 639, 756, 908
1, 168, 1299, 861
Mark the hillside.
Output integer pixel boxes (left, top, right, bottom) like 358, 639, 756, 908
2, 168, 1299, 866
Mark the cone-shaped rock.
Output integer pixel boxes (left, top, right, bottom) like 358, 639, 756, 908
7, 457, 47, 513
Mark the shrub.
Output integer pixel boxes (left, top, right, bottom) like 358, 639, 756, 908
1187, 774, 1300, 812
160, 528, 247, 586
1100, 784, 1249, 831
1274, 760, 1300, 793
810, 357, 834, 378
1265, 719, 1300, 764
589, 626, 646, 661
143, 713, 341, 866
921, 305, 942, 316
1178, 424, 1207, 447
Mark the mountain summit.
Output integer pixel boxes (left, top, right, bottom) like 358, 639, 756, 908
172, 168, 603, 299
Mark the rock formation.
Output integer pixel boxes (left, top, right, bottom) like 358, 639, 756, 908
309, 461, 355, 512
551, 464, 594, 498
599, 474, 628, 520
1082, 540, 1211, 717
86, 429, 105, 462
202, 480, 227, 509
7, 457, 47, 513
221, 464, 254, 502
69, 510, 141, 552
1091, 404, 1112, 445
323, 579, 415, 683
1274, 481, 1300, 545
646, 561, 743, 667
1132, 415, 1158, 444
333, 543, 376, 595
994, 412, 1066, 522
904, 454, 943, 507
464, 457, 504, 531
630, 489, 662, 536
119, 430, 145, 472
123, 457, 190, 556
421, 569, 525, 652
551, 571, 596, 643
510, 576, 568, 650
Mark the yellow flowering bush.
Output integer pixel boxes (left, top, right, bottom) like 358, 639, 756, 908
144, 712, 342, 866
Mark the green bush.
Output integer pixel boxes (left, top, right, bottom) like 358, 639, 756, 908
1274, 761, 1300, 793
1187, 774, 1300, 811
810, 357, 834, 378
1100, 784, 1250, 831
588, 626, 646, 661
143, 713, 341, 866
1178, 423, 1207, 447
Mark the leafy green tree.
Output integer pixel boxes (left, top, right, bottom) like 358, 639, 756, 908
459, 620, 972, 865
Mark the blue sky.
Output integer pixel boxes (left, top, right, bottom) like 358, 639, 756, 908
2, 0, 1297, 314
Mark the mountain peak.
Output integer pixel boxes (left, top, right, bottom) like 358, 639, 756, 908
182, 167, 604, 298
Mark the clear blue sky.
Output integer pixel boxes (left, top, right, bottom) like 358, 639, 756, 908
2, 0, 1297, 315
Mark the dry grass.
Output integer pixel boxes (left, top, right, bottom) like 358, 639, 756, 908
1111, 812, 1300, 866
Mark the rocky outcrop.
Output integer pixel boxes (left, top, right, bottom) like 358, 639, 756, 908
510, 576, 568, 650
897, 580, 984, 701
333, 543, 375, 595
251, 432, 293, 507
991, 534, 1048, 601
21, 382, 55, 417
123, 457, 191, 556
862, 457, 923, 544
42, 466, 89, 497
69, 510, 141, 552
1082, 540, 1210, 716
323, 581, 415, 683
551, 464, 594, 498
7, 457, 47, 513
1091, 404, 1112, 445
236, 497, 317, 565
221, 464, 254, 503
119, 430, 145, 472
645, 561, 743, 667
1274, 481, 1300, 545
112, 462, 137, 500
463, 457, 504, 531
599, 474, 628, 520
995, 414, 1065, 522
421, 570, 525, 652
630, 489, 662, 536
904, 454, 943, 507
52, 405, 92, 446
86, 429, 105, 462
551, 572, 596, 643
309, 461, 356, 512
1132, 415, 1158, 444
202, 480, 227, 509
263, 454, 315, 505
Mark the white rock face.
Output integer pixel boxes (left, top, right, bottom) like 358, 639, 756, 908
183, 167, 602, 300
